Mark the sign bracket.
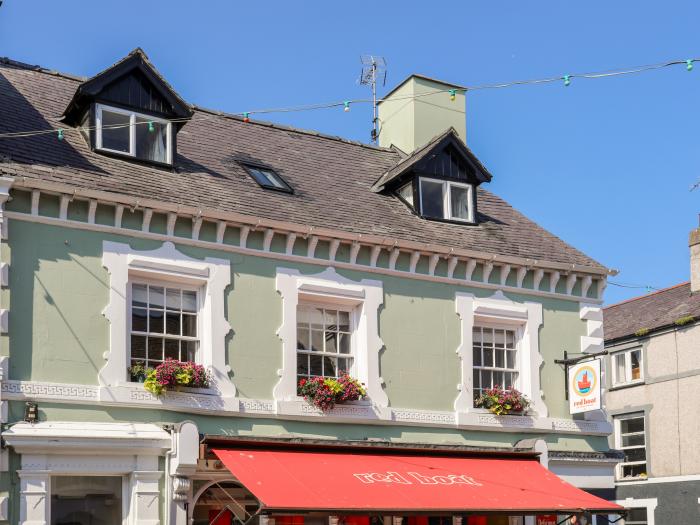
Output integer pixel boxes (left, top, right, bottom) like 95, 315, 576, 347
555, 350, 608, 400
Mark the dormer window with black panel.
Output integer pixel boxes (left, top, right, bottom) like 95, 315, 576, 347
61, 48, 193, 167
372, 129, 492, 225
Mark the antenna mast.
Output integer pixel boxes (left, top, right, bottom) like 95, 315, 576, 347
359, 55, 387, 144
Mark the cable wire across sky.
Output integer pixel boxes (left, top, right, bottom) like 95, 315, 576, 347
0, 55, 697, 140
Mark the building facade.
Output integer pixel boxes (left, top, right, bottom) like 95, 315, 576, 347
0, 49, 621, 524
603, 228, 700, 524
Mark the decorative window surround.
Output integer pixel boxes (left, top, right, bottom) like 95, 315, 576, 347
3, 421, 169, 525
454, 291, 546, 419
0, 378, 613, 435
274, 267, 389, 411
101, 240, 236, 397
5, 181, 610, 304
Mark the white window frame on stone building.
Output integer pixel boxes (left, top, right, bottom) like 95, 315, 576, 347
611, 348, 643, 387
101, 240, 235, 397
455, 291, 546, 417
274, 267, 388, 408
614, 412, 647, 480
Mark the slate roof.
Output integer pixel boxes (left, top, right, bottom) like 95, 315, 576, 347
0, 54, 607, 272
604, 282, 700, 342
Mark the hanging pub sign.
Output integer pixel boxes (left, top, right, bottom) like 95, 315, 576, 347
568, 358, 601, 414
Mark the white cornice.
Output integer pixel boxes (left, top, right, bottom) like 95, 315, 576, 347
8, 177, 611, 278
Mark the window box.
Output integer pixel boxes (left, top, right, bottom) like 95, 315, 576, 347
474, 386, 531, 416
143, 359, 211, 396
298, 374, 367, 411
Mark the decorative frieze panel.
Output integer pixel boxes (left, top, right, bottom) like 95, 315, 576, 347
0, 379, 612, 435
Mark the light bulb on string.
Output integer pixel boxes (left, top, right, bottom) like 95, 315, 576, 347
343, 101, 350, 112
563, 75, 571, 87
57, 129, 64, 141
147, 121, 155, 132
243, 112, 250, 123
687, 60, 694, 72
449, 89, 456, 101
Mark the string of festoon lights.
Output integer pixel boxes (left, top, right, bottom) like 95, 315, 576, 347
0, 56, 696, 140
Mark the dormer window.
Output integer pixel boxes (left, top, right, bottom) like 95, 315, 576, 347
418, 177, 474, 222
242, 164, 293, 193
96, 104, 172, 165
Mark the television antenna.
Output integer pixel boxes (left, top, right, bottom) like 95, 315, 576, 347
359, 55, 387, 144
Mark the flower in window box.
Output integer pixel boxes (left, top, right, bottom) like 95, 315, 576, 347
298, 374, 367, 411
144, 358, 211, 396
474, 385, 530, 416
127, 361, 151, 383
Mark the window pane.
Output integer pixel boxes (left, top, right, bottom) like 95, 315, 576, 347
473, 345, 482, 366
398, 182, 414, 206
148, 337, 163, 362
631, 350, 642, 380
149, 309, 164, 334
310, 354, 323, 376
338, 311, 350, 332
297, 325, 310, 350
483, 347, 493, 367
449, 184, 471, 220
182, 291, 197, 312
338, 333, 350, 354
132, 284, 148, 308
149, 286, 165, 308
297, 353, 309, 376
165, 312, 180, 335
326, 332, 338, 353
337, 357, 350, 375
131, 335, 146, 361
183, 340, 197, 362
311, 330, 323, 352
622, 433, 645, 447
166, 289, 181, 310
624, 448, 646, 462
132, 308, 147, 332
506, 350, 515, 369
627, 508, 647, 521
622, 463, 646, 478
495, 349, 504, 368
182, 314, 197, 337
621, 417, 644, 435
615, 353, 627, 383
164, 339, 180, 361
323, 356, 337, 377
101, 110, 130, 153
135, 116, 169, 163
420, 179, 444, 218
51, 476, 123, 525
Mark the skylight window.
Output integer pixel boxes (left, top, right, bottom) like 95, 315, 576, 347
243, 164, 293, 193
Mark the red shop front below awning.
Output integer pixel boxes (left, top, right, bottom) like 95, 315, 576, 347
212, 448, 622, 515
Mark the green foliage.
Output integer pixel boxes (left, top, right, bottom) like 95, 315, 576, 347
674, 315, 695, 326
634, 328, 650, 337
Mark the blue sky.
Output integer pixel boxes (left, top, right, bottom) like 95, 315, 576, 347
1, 1, 698, 304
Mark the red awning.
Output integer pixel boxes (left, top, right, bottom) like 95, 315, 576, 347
213, 448, 622, 514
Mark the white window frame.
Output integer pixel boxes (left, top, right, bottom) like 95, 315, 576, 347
418, 177, 474, 222
612, 348, 644, 387
455, 291, 546, 416
95, 103, 173, 164
274, 267, 388, 408
101, 241, 235, 397
50, 474, 129, 525
471, 323, 523, 403
614, 413, 647, 481
613, 497, 657, 525
128, 278, 203, 368
295, 301, 357, 381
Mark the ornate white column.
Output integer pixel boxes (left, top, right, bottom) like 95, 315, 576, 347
18, 470, 49, 525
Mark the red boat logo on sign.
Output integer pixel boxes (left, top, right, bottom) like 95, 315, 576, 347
353, 471, 482, 486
